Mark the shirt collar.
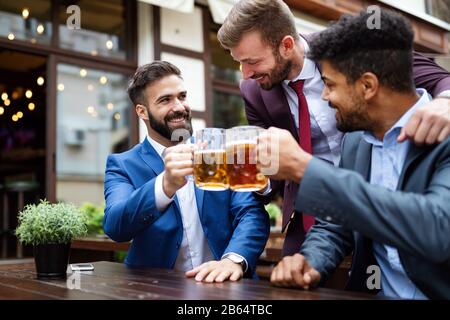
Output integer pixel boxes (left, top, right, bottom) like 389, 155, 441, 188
363, 88, 431, 145
283, 36, 316, 86
146, 135, 166, 158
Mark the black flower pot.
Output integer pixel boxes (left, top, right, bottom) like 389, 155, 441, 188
33, 243, 71, 279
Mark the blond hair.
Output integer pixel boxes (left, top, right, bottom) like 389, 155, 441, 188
218, 0, 299, 50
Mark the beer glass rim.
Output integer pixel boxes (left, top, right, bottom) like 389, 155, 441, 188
196, 127, 225, 133
228, 125, 264, 130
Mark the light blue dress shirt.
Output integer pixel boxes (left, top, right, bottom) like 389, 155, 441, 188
362, 88, 430, 299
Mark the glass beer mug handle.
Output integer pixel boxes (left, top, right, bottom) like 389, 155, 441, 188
185, 136, 194, 182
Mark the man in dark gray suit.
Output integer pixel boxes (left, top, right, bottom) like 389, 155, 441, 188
258, 9, 450, 299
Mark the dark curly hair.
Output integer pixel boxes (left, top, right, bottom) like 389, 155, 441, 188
308, 8, 415, 93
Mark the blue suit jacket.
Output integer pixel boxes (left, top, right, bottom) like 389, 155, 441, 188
103, 139, 270, 276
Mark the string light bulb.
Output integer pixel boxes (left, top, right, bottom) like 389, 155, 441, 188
22, 8, 30, 19
37, 24, 44, 34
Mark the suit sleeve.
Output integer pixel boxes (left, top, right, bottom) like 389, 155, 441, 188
298, 135, 354, 283
300, 219, 353, 285
413, 51, 450, 97
296, 144, 450, 264
103, 155, 165, 242
222, 191, 270, 276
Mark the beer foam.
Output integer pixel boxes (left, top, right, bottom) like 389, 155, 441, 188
194, 149, 226, 154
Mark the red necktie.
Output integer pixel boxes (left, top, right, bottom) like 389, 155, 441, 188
281, 80, 315, 256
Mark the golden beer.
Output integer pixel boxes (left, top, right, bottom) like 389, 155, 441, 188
194, 150, 228, 191
226, 141, 268, 192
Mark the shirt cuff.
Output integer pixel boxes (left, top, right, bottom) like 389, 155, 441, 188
254, 179, 272, 196
155, 171, 174, 212
437, 90, 450, 99
221, 252, 248, 273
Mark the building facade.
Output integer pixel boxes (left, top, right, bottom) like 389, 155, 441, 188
0, 1, 449, 245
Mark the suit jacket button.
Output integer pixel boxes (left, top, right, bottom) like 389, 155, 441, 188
325, 216, 332, 222
142, 215, 150, 224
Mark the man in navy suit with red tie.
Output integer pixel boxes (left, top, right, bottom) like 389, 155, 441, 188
218, 0, 450, 257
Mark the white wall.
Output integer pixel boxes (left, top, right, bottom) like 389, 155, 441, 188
381, 0, 426, 14
138, 1, 155, 142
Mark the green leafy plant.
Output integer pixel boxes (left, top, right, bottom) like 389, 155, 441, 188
265, 202, 281, 222
79, 202, 105, 235
16, 200, 87, 246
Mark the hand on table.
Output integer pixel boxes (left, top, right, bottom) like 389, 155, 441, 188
270, 253, 321, 290
186, 258, 244, 283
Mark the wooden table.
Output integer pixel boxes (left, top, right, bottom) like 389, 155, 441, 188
0, 261, 378, 300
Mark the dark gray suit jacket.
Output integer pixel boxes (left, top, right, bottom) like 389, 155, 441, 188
296, 133, 450, 299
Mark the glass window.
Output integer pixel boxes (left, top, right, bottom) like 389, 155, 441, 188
56, 63, 131, 206
58, 0, 127, 59
210, 30, 241, 84
426, 0, 450, 23
210, 28, 247, 129
0, 0, 52, 45
213, 91, 247, 129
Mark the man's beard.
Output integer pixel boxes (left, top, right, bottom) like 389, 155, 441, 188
332, 94, 372, 133
257, 53, 293, 90
148, 109, 193, 142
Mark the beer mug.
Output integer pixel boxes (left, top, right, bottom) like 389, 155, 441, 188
193, 128, 229, 191
225, 126, 268, 192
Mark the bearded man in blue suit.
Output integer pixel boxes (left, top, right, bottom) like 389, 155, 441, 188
103, 61, 269, 283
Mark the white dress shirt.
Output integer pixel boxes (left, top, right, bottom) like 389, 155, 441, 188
281, 36, 343, 166
147, 136, 247, 272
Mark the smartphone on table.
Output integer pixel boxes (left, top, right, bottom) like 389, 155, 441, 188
70, 263, 94, 271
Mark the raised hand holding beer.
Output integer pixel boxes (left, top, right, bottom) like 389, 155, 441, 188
162, 144, 194, 198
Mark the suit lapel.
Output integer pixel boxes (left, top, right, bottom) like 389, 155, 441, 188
354, 138, 372, 180
260, 84, 299, 140
397, 142, 432, 189
139, 138, 182, 213
194, 186, 205, 221
138, 138, 165, 175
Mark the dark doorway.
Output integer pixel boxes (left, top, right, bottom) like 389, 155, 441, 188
0, 49, 47, 258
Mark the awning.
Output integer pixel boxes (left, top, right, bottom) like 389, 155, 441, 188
138, 0, 326, 33
207, 0, 238, 24
138, 0, 194, 13
207, 0, 325, 33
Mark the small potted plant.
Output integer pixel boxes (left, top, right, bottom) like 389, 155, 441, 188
265, 202, 282, 227
15, 200, 87, 279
